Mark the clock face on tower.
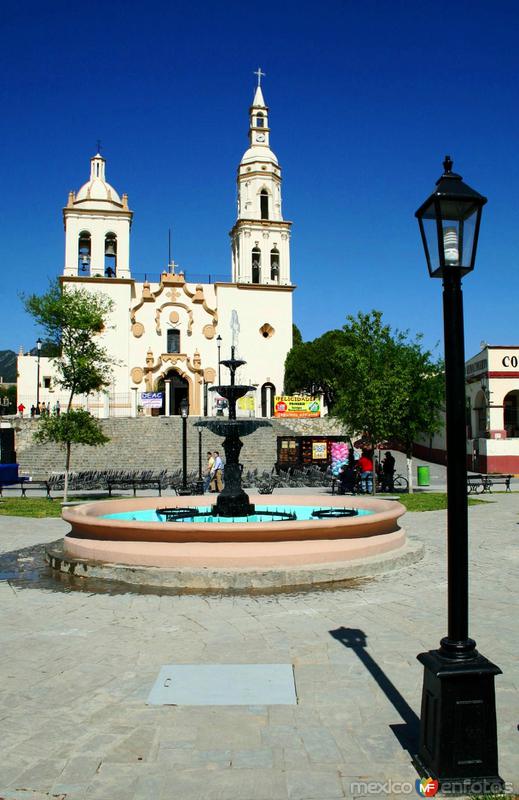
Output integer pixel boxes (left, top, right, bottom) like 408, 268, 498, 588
256, 133, 265, 142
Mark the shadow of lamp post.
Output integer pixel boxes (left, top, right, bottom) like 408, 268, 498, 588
415, 156, 503, 791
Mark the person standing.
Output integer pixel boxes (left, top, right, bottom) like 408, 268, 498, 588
55, 400, 61, 416
358, 449, 374, 494
381, 451, 396, 492
211, 450, 224, 492
204, 451, 215, 492
17, 403, 25, 417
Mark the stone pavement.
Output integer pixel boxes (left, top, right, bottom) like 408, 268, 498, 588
0, 493, 517, 799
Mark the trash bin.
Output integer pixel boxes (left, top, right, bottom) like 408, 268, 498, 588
417, 465, 430, 486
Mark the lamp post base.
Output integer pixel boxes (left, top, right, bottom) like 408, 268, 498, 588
416, 649, 503, 792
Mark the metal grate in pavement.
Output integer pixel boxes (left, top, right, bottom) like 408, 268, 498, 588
147, 663, 297, 706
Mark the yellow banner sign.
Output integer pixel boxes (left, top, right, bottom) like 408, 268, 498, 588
274, 396, 321, 418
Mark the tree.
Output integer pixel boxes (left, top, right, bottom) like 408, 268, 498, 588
333, 312, 405, 493
286, 311, 444, 493
391, 339, 444, 492
24, 280, 114, 410
332, 311, 444, 494
34, 410, 109, 501
284, 329, 344, 410
24, 280, 114, 498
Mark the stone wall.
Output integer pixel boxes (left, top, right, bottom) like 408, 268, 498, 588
12, 416, 349, 478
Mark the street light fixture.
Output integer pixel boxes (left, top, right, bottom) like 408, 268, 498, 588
216, 334, 223, 416
36, 338, 42, 411
216, 335, 222, 384
196, 428, 204, 495
180, 396, 189, 491
415, 157, 502, 791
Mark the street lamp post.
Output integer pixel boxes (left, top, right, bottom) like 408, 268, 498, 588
216, 335, 223, 416
196, 428, 204, 495
415, 157, 502, 791
216, 335, 222, 384
36, 338, 42, 411
180, 397, 189, 491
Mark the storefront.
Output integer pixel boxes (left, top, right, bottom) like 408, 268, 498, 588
466, 345, 519, 473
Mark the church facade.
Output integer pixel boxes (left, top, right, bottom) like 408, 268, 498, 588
17, 81, 294, 418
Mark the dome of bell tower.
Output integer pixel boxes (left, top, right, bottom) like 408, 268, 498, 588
74, 153, 124, 210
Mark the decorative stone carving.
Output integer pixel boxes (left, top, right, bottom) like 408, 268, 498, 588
203, 324, 216, 339
169, 311, 180, 324
204, 367, 216, 383
131, 367, 144, 384
132, 322, 144, 338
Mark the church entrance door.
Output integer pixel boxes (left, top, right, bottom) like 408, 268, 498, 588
158, 371, 189, 416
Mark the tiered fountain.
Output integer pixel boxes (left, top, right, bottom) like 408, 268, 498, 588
52, 347, 421, 591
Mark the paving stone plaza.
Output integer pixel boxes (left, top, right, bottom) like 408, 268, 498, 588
0, 489, 518, 799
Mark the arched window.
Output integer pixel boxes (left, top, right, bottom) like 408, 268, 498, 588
78, 231, 91, 273
252, 247, 261, 283
256, 112, 264, 128
260, 189, 269, 220
261, 382, 276, 418
104, 233, 117, 277
270, 248, 279, 281
504, 391, 519, 438
474, 391, 487, 437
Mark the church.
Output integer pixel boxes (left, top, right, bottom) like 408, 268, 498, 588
17, 78, 294, 418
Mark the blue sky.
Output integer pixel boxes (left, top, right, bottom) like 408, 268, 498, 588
1, 0, 518, 359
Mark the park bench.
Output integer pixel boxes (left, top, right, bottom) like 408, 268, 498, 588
467, 474, 512, 494
0, 478, 53, 499
105, 476, 164, 497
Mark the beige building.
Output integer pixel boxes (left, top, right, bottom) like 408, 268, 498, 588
17, 81, 294, 418
415, 345, 519, 473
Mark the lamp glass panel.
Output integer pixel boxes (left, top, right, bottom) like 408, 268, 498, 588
461, 207, 478, 267
420, 202, 440, 272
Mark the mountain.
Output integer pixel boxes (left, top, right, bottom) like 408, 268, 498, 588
0, 350, 17, 383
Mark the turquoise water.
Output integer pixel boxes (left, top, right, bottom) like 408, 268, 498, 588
102, 506, 374, 524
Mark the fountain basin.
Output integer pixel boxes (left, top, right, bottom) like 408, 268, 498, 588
53, 495, 423, 591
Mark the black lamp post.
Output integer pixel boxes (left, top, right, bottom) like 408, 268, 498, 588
216, 335, 223, 416
216, 335, 222, 384
36, 338, 42, 410
196, 428, 204, 495
180, 396, 189, 491
415, 157, 503, 791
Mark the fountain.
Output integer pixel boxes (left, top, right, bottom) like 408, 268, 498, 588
51, 343, 422, 591
199, 345, 268, 518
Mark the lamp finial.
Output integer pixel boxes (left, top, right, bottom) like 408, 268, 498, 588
443, 155, 453, 174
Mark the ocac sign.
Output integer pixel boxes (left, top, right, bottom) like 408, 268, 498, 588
274, 396, 321, 418
141, 392, 163, 408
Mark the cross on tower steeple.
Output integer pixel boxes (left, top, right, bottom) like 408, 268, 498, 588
254, 67, 265, 87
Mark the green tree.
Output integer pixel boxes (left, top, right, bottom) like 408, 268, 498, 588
292, 323, 303, 347
284, 329, 344, 410
24, 280, 114, 497
391, 339, 444, 492
24, 280, 114, 410
34, 410, 109, 501
332, 311, 444, 494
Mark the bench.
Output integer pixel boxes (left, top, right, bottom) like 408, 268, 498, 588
467, 474, 512, 494
105, 478, 163, 497
0, 479, 53, 499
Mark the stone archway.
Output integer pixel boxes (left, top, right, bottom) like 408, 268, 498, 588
157, 371, 190, 416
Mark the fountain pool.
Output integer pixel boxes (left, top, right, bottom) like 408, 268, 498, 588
54, 494, 422, 591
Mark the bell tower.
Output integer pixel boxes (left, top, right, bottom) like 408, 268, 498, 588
230, 73, 292, 285
63, 152, 133, 279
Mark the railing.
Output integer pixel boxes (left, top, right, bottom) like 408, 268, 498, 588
131, 271, 229, 285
